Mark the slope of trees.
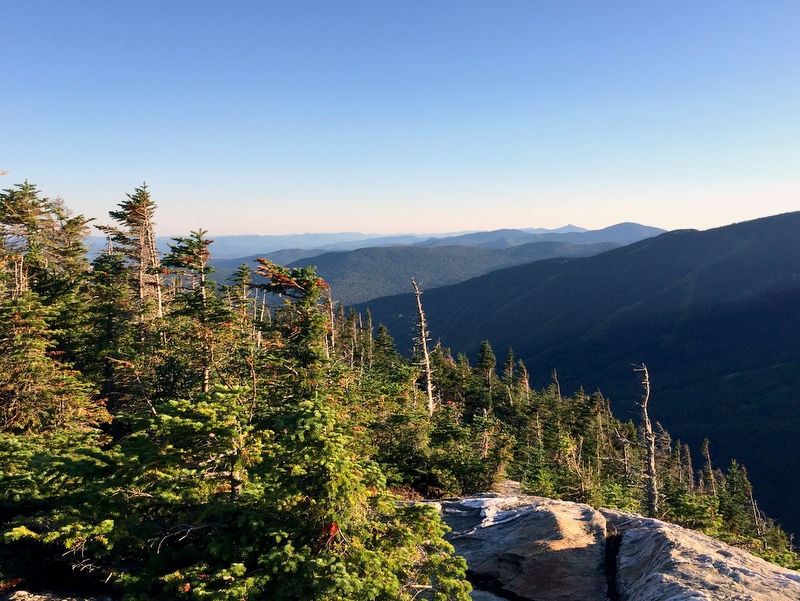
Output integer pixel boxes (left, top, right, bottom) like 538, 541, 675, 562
357, 212, 800, 537
0, 183, 796, 598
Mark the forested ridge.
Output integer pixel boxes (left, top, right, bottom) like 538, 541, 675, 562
206, 223, 663, 307
211, 241, 619, 306
358, 211, 800, 538
0, 182, 797, 599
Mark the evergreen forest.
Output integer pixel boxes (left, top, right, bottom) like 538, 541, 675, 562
0, 182, 797, 599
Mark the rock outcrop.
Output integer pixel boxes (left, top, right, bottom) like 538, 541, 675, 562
438, 492, 800, 601
602, 507, 800, 601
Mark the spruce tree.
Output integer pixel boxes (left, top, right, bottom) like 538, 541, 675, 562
0, 292, 105, 434
161, 230, 228, 394
97, 183, 163, 321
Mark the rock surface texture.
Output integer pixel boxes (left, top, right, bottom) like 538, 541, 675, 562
602, 507, 800, 601
439, 493, 800, 601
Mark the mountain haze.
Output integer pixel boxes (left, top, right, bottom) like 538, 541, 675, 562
357, 212, 800, 535
412, 223, 665, 248
208, 223, 664, 305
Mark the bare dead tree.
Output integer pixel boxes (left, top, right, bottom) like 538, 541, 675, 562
324, 290, 336, 359
412, 278, 435, 416
701, 438, 717, 497
364, 309, 374, 369
635, 363, 659, 517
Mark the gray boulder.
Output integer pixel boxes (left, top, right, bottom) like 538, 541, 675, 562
602, 508, 800, 601
438, 492, 800, 601
441, 495, 608, 600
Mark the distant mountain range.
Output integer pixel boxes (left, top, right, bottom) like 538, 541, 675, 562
208, 223, 664, 305
82, 231, 436, 260
412, 223, 662, 248
355, 212, 800, 536
85, 222, 664, 307
85, 223, 658, 260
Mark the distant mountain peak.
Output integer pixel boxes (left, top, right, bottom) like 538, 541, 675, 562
522, 224, 588, 234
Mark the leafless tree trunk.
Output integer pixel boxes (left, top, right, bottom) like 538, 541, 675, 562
614, 426, 632, 481
480, 408, 491, 459
139, 212, 163, 319
325, 290, 336, 358
364, 309, 374, 369
702, 438, 717, 497
635, 364, 659, 517
749, 492, 766, 536
411, 279, 435, 416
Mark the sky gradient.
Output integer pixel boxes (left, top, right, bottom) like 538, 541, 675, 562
3, 1, 799, 236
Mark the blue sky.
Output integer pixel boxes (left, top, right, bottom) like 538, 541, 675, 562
2, 1, 799, 236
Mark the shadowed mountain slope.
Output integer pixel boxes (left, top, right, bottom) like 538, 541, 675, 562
357, 212, 800, 536
213, 242, 616, 304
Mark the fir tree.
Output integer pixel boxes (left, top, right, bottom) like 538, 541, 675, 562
97, 183, 163, 321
